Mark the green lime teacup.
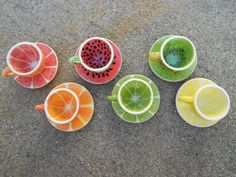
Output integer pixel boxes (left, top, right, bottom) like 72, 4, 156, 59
107, 78, 153, 115
148, 36, 196, 71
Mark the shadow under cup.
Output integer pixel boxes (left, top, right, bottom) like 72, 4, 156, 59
7, 43, 42, 74
80, 38, 112, 69
162, 37, 195, 69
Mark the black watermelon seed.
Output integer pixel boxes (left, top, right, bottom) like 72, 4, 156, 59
86, 72, 89, 76
98, 40, 101, 43
109, 68, 113, 70
112, 62, 116, 65
92, 73, 95, 78
106, 73, 109, 76
98, 74, 100, 78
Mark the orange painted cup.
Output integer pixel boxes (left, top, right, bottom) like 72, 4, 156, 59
2, 42, 45, 78
35, 88, 80, 125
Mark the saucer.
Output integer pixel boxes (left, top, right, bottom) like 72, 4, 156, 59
14, 42, 58, 89
111, 74, 160, 123
148, 35, 197, 82
48, 82, 94, 132
176, 78, 218, 127
75, 39, 122, 84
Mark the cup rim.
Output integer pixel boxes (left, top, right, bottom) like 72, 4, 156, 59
44, 88, 80, 125
194, 85, 230, 121
78, 37, 114, 73
6, 42, 43, 76
160, 35, 196, 71
117, 78, 154, 115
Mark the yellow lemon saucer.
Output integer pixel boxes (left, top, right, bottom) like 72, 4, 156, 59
176, 78, 218, 127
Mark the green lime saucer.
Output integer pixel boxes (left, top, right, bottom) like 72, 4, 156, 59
148, 35, 197, 82
110, 74, 160, 123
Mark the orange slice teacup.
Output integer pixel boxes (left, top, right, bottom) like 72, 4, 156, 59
35, 82, 94, 132
36, 88, 80, 124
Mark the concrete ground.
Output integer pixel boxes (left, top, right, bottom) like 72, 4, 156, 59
0, 0, 235, 177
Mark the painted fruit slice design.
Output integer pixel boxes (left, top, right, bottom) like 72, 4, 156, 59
48, 82, 94, 132
120, 80, 152, 113
9, 43, 40, 74
46, 89, 78, 123
14, 43, 58, 89
75, 39, 122, 84
81, 38, 112, 69
111, 74, 160, 123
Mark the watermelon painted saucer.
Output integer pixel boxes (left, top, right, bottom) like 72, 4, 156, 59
48, 82, 94, 132
148, 35, 197, 82
176, 78, 218, 127
111, 74, 160, 123
14, 42, 58, 89
75, 39, 122, 84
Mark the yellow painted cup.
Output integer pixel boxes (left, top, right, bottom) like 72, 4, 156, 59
179, 85, 230, 121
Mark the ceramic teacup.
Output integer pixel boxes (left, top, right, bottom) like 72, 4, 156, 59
107, 78, 154, 115
179, 85, 230, 121
69, 37, 114, 73
2, 42, 45, 78
148, 35, 196, 71
35, 88, 80, 125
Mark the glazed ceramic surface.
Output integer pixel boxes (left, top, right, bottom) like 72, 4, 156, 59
149, 35, 197, 82
14, 42, 58, 89
75, 39, 122, 84
109, 74, 160, 123
176, 78, 219, 127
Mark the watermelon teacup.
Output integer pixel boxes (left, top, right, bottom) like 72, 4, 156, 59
69, 37, 114, 73
35, 88, 80, 125
107, 78, 154, 115
2, 42, 45, 78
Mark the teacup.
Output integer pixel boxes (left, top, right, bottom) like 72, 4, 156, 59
2, 42, 45, 77
35, 88, 79, 124
148, 35, 196, 71
179, 85, 230, 121
69, 37, 114, 73
107, 78, 153, 115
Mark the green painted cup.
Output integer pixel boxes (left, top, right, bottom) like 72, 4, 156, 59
107, 78, 154, 115
148, 36, 196, 71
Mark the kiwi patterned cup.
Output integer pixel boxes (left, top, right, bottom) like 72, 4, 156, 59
148, 36, 196, 71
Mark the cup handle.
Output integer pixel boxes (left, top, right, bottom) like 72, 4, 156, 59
106, 95, 118, 101
147, 52, 161, 62
179, 96, 194, 103
2, 67, 15, 77
69, 56, 81, 64
35, 104, 45, 111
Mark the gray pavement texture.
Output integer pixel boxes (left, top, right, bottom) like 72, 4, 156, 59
0, 0, 236, 177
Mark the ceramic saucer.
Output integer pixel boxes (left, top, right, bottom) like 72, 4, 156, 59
14, 42, 58, 89
176, 78, 218, 127
48, 82, 94, 132
111, 74, 160, 123
148, 35, 197, 82
75, 39, 122, 84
